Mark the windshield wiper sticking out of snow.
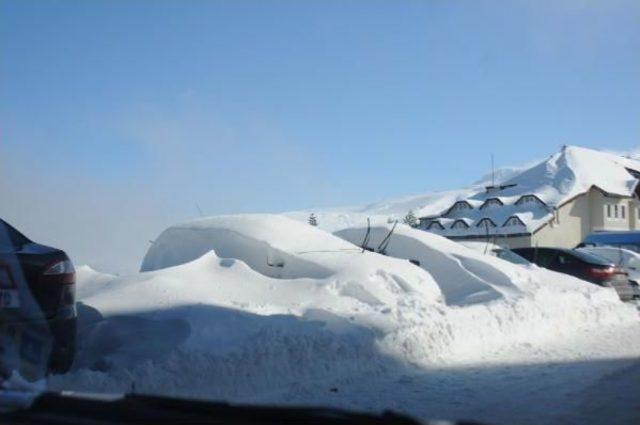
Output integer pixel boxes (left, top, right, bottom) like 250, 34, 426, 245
361, 218, 372, 253
377, 221, 397, 255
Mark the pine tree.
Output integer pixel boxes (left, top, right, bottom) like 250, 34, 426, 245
403, 210, 418, 227
308, 213, 318, 226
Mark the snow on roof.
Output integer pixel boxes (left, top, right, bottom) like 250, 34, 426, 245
423, 146, 640, 237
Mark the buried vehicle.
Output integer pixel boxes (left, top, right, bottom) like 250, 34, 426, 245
457, 241, 532, 266
0, 219, 77, 376
512, 247, 637, 302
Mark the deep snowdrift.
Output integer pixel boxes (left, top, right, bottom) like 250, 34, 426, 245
50, 215, 639, 404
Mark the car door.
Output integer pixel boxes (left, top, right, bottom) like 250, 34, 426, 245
530, 249, 558, 269
550, 251, 583, 279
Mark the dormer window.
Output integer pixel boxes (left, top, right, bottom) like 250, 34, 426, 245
446, 201, 473, 216
476, 218, 497, 228
515, 194, 546, 207
451, 219, 470, 229
503, 216, 526, 227
479, 198, 503, 210
427, 221, 444, 231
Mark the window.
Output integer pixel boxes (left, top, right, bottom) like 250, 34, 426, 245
451, 220, 469, 229
448, 201, 472, 215
605, 203, 626, 221
530, 249, 557, 267
503, 216, 525, 227
480, 198, 503, 210
494, 249, 531, 265
554, 253, 577, 266
427, 221, 444, 231
476, 218, 496, 228
516, 195, 545, 207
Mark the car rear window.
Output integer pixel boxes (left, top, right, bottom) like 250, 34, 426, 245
0, 220, 30, 249
493, 249, 530, 265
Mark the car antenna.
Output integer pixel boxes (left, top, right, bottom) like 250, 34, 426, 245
491, 153, 495, 187
196, 202, 204, 217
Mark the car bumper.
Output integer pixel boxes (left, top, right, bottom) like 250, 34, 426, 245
46, 308, 77, 374
1, 305, 77, 375
607, 282, 638, 302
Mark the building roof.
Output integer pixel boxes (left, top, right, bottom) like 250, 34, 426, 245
420, 146, 640, 238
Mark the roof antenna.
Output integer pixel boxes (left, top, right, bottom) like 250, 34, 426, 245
483, 221, 490, 254
491, 153, 495, 187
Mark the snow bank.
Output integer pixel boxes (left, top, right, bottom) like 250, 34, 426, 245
53, 215, 638, 403
75, 265, 117, 300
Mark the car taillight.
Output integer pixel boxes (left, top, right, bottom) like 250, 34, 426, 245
41, 259, 76, 285
586, 266, 615, 282
43, 259, 75, 276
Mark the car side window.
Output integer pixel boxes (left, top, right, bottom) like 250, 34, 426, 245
555, 253, 576, 266
531, 250, 557, 267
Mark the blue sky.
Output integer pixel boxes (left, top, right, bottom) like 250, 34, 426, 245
1, 0, 639, 271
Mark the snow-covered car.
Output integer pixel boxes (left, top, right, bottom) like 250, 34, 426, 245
457, 241, 532, 266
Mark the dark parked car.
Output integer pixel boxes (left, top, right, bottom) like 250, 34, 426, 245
512, 247, 637, 301
0, 219, 76, 374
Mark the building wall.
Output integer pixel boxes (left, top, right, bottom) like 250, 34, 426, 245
450, 234, 532, 249
589, 190, 633, 231
532, 193, 590, 248
425, 187, 639, 249
532, 188, 636, 248
627, 198, 640, 230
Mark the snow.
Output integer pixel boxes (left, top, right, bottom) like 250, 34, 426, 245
48, 214, 640, 425
75, 265, 117, 300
